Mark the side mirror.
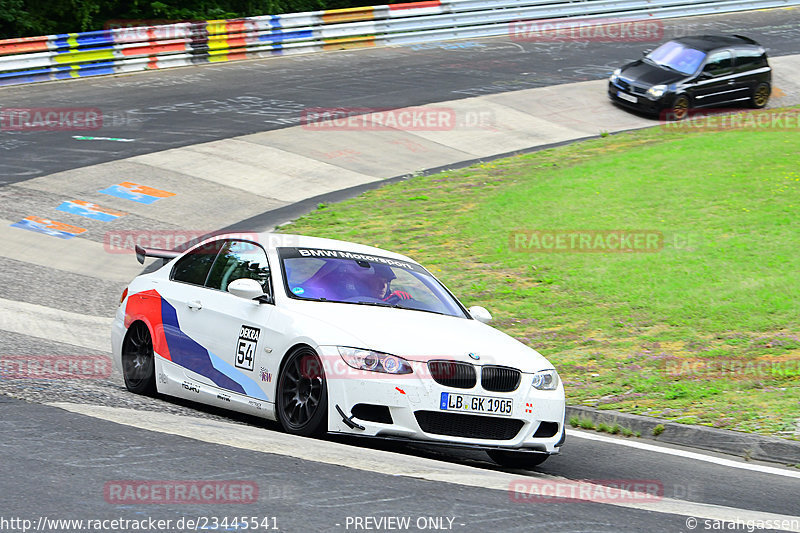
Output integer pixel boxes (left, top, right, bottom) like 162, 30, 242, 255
468, 306, 493, 324
228, 278, 271, 303
642, 49, 652, 56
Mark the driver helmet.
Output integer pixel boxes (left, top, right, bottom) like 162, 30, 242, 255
368, 265, 395, 299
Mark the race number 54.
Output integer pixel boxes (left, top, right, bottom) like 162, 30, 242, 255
236, 325, 260, 371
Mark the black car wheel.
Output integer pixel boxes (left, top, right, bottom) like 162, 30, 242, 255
277, 347, 328, 436
487, 449, 550, 468
121, 322, 157, 395
751, 83, 770, 109
669, 95, 690, 121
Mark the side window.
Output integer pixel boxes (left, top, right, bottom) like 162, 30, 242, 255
735, 48, 765, 69
704, 50, 733, 75
170, 240, 224, 286
206, 240, 271, 294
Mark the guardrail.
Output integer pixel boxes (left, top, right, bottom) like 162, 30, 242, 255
1, 0, 798, 86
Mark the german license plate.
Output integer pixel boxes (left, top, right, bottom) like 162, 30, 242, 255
440, 392, 513, 417
617, 91, 637, 103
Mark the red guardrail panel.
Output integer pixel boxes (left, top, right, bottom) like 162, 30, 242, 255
0, 36, 51, 56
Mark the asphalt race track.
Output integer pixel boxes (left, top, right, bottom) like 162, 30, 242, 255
1, 6, 800, 533
2, 8, 800, 183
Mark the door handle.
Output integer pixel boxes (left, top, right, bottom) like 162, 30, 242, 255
187, 300, 203, 310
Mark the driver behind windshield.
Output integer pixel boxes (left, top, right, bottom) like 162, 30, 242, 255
366, 267, 412, 302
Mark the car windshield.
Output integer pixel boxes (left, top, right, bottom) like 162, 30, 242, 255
646, 41, 706, 75
278, 247, 468, 318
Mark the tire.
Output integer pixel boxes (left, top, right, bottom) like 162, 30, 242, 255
750, 83, 770, 109
487, 449, 550, 469
121, 322, 157, 396
276, 347, 328, 437
668, 94, 690, 121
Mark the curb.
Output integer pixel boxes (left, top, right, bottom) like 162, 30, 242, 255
221, 135, 601, 234
566, 405, 800, 466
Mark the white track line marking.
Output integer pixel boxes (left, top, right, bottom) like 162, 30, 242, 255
51, 403, 800, 530
567, 429, 800, 479
0, 297, 112, 354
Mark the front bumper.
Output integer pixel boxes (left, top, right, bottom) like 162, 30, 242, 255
322, 351, 566, 453
607, 81, 665, 115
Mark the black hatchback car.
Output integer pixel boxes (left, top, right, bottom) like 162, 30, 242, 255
608, 35, 772, 120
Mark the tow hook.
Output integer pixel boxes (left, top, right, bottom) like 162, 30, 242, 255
336, 405, 365, 430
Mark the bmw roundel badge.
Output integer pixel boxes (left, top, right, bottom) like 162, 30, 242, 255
468, 352, 480, 360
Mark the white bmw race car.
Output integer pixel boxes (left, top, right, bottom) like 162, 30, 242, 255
111, 233, 565, 467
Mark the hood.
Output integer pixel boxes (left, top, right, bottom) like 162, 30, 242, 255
620, 59, 687, 87
287, 301, 553, 373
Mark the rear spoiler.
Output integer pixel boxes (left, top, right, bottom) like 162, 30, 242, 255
135, 245, 181, 265
732, 34, 758, 45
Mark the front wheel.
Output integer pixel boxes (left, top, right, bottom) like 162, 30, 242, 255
121, 322, 156, 396
750, 83, 770, 109
668, 94, 690, 121
487, 449, 550, 468
276, 347, 328, 436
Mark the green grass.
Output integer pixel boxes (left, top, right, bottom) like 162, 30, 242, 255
279, 110, 800, 438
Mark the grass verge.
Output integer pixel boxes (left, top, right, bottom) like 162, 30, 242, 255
278, 112, 800, 438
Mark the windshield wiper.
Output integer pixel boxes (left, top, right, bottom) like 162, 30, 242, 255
403, 307, 449, 316
658, 63, 683, 74
645, 57, 685, 75
352, 300, 450, 316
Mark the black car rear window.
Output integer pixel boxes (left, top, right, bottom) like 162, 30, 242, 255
736, 48, 767, 68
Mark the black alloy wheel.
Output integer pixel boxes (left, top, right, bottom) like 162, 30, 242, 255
670, 95, 690, 121
121, 322, 156, 395
751, 83, 770, 109
276, 348, 328, 436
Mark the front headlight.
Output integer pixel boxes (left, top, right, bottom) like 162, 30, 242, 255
609, 68, 621, 83
532, 369, 560, 390
337, 347, 413, 374
646, 84, 667, 100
